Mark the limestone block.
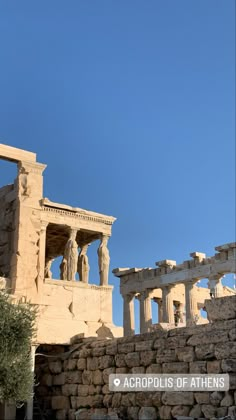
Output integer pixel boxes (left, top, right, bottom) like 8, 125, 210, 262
90, 395, 104, 408
115, 354, 126, 367
127, 407, 139, 420
162, 392, 194, 405
187, 331, 228, 346
102, 367, 116, 383
138, 407, 156, 419
194, 392, 210, 404
189, 361, 207, 373
195, 343, 215, 360
136, 392, 153, 407
135, 340, 153, 351
121, 393, 135, 407
91, 408, 107, 418
205, 296, 236, 321
171, 406, 190, 418
103, 394, 113, 408
221, 392, 234, 406
75, 408, 92, 420
162, 362, 188, 374
166, 336, 187, 348
92, 370, 104, 385
82, 370, 93, 385
140, 351, 156, 366
87, 357, 99, 371
201, 404, 216, 418
66, 371, 83, 384
146, 364, 162, 374
216, 406, 228, 418
117, 343, 135, 353
106, 343, 117, 355
159, 405, 172, 419
210, 391, 224, 406
229, 373, 236, 389
49, 361, 62, 374
115, 367, 128, 374
153, 338, 166, 350
53, 373, 66, 386
125, 352, 140, 367
228, 406, 236, 418
92, 347, 106, 357
176, 347, 195, 362
77, 359, 87, 370
62, 384, 78, 396
112, 393, 121, 408
102, 384, 110, 394
77, 385, 89, 396
79, 348, 92, 358
221, 359, 236, 372
156, 349, 177, 363
68, 409, 76, 420
215, 342, 236, 359
151, 392, 161, 407
41, 374, 52, 386
207, 360, 221, 373
56, 410, 67, 420
64, 359, 77, 371
98, 355, 114, 369
189, 404, 202, 418
131, 366, 145, 374
51, 396, 70, 410
75, 396, 93, 409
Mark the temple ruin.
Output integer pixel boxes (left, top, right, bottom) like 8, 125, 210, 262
0, 143, 122, 346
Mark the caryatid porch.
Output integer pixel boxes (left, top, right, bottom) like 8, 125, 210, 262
113, 242, 236, 335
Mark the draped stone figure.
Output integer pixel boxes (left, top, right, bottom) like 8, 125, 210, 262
63, 229, 78, 281
97, 235, 110, 286
44, 257, 53, 279
78, 244, 90, 283
60, 257, 67, 280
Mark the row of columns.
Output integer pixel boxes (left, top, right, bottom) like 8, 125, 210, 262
40, 224, 110, 287
122, 275, 225, 336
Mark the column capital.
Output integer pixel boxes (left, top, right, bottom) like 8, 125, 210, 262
40, 221, 49, 230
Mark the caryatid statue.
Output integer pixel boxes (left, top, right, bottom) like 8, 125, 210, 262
63, 229, 78, 281
44, 257, 54, 279
78, 244, 90, 283
97, 235, 110, 286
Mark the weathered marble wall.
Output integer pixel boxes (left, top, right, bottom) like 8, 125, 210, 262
0, 184, 16, 278
35, 296, 236, 420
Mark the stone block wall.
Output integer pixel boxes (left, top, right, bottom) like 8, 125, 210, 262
35, 296, 236, 419
0, 184, 16, 277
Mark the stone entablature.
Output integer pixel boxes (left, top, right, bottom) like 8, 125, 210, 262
0, 143, 121, 344
113, 243, 236, 335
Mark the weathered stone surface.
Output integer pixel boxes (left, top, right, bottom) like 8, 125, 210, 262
210, 391, 224, 406
102, 367, 116, 383
106, 343, 117, 355
77, 359, 87, 370
207, 360, 221, 373
171, 405, 190, 417
115, 367, 128, 374
98, 355, 115, 369
135, 340, 153, 352
162, 392, 194, 405
176, 346, 195, 362
194, 392, 210, 404
151, 392, 161, 407
115, 354, 126, 367
146, 364, 162, 374
51, 396, 70, 410
41, 374, 52, 386
136, 392, 153, 407
156, 349, 177, 363
68, 409, 76, 420
187, 331, 228, 346
221, 392, 234, 406
92, 370, 104, 385
195, 343, 215, 360
82, 370, 93, 385
56, 410, 67, 420
49, 361, 62, 374
228, 406, 236, 418
221, 358, 236, 372
166, 336, 187, 348
216, 406, 228, 418
92, 347, 106, 357
201, 404, 216, 418
125, 352, 140, 367
117, 343, 135, 353
162, 362, 188, 373
138, 407, 156, 419
159, 405, 172, 420
189, 404, 202, 418
111, 393, 121, 408
103, 394, 113, 408
189, 361, 207, 373
215, 342, 236, 359
64, 359, 77, 371
205, 295, 236, 321
62, 384, 78, 396
131, 366, 145, 374
229, 327, 236, 341
121, 393, 135, 407
87, 357, 99, 371
127, 407, 139, 420
66, 371, 82, 384
77, 384, 89, 397
53, 373, 66, 386
140, 351, 156, 366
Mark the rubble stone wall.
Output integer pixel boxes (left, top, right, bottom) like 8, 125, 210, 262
35, 296, 236, 420
0, 184, 16, 278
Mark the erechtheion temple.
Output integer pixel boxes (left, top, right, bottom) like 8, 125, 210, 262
0, 143, 122, 346
113, 244, 236, 335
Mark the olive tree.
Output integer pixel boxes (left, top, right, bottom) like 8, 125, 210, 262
0, 291, 37, 403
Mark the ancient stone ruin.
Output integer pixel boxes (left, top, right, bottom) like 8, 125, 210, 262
0, 143, 236, 420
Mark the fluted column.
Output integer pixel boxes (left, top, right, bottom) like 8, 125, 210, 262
123, 293, 135, 336
153, 297, 163, 323
162, 285, 174, 323
139, 290, 152, 333
208, 275, 224, 298
185, 280, 198, 326
37, 221, 48, 294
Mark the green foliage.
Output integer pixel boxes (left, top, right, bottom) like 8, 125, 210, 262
0, 291, 37, 403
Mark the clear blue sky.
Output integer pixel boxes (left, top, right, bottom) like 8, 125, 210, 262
0, 1, 235, 329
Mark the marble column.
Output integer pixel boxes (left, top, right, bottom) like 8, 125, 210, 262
64, 228, 78, 281
26, 345, 37, 420
97, 235, 110, 286
153, 297, 163, 323
123, 293, 135, 336
208, 275, 224, 298
162, 285, 174, 323
139, 290, 152, 333
185, 280, 198, 326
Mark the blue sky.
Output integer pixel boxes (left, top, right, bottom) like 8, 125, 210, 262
0, 1, 235, 329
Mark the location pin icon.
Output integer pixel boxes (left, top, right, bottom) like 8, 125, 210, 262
114, 378, 121, 387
